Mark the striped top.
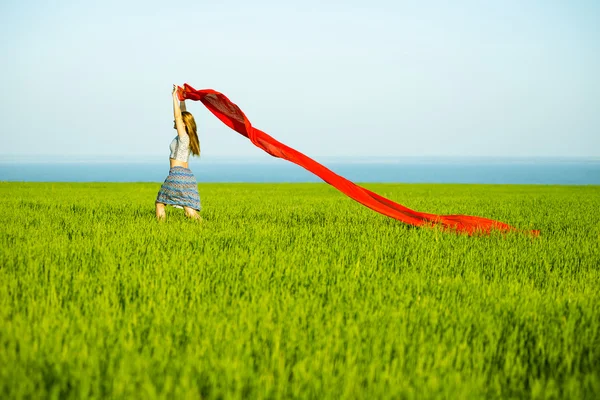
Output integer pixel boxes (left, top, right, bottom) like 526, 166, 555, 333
169, 134, 191, 162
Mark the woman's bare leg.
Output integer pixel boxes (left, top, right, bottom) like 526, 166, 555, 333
184, 206, 202, 221
156, 202, 166, 221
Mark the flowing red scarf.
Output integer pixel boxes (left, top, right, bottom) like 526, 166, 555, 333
179, 83, 537, 235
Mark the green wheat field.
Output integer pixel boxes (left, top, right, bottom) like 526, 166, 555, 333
1, 182, 599, 399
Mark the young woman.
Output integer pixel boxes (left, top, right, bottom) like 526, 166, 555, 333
155, 85, 202, 221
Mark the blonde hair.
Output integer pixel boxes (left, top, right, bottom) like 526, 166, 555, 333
181, 111, 200, 156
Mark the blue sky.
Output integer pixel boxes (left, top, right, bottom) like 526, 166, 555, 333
1, 0, 598, 161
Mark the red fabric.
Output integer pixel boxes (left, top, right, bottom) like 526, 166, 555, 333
179, 83, 537, 235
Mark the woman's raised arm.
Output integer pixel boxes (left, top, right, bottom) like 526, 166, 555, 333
172, 85, 187, 138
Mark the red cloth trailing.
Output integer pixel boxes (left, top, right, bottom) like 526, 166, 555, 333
179, 83, 537, 235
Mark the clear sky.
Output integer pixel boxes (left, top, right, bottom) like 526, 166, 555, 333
1, 0, 599, 161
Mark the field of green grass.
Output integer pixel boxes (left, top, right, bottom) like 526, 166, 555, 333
0, 182, 599, 399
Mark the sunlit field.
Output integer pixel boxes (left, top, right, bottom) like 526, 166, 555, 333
1, 182, 599, 399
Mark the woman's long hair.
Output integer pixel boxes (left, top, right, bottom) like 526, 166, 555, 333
181, 111, 200, 156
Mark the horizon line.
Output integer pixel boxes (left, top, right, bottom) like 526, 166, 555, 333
1, 154, 599, 165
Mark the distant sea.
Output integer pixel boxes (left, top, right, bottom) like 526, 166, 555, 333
1, 157, 599, 185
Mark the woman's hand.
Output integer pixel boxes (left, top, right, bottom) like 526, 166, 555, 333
172, 84, 179, 97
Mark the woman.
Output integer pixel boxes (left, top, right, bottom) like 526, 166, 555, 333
155, 85, 202, 221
